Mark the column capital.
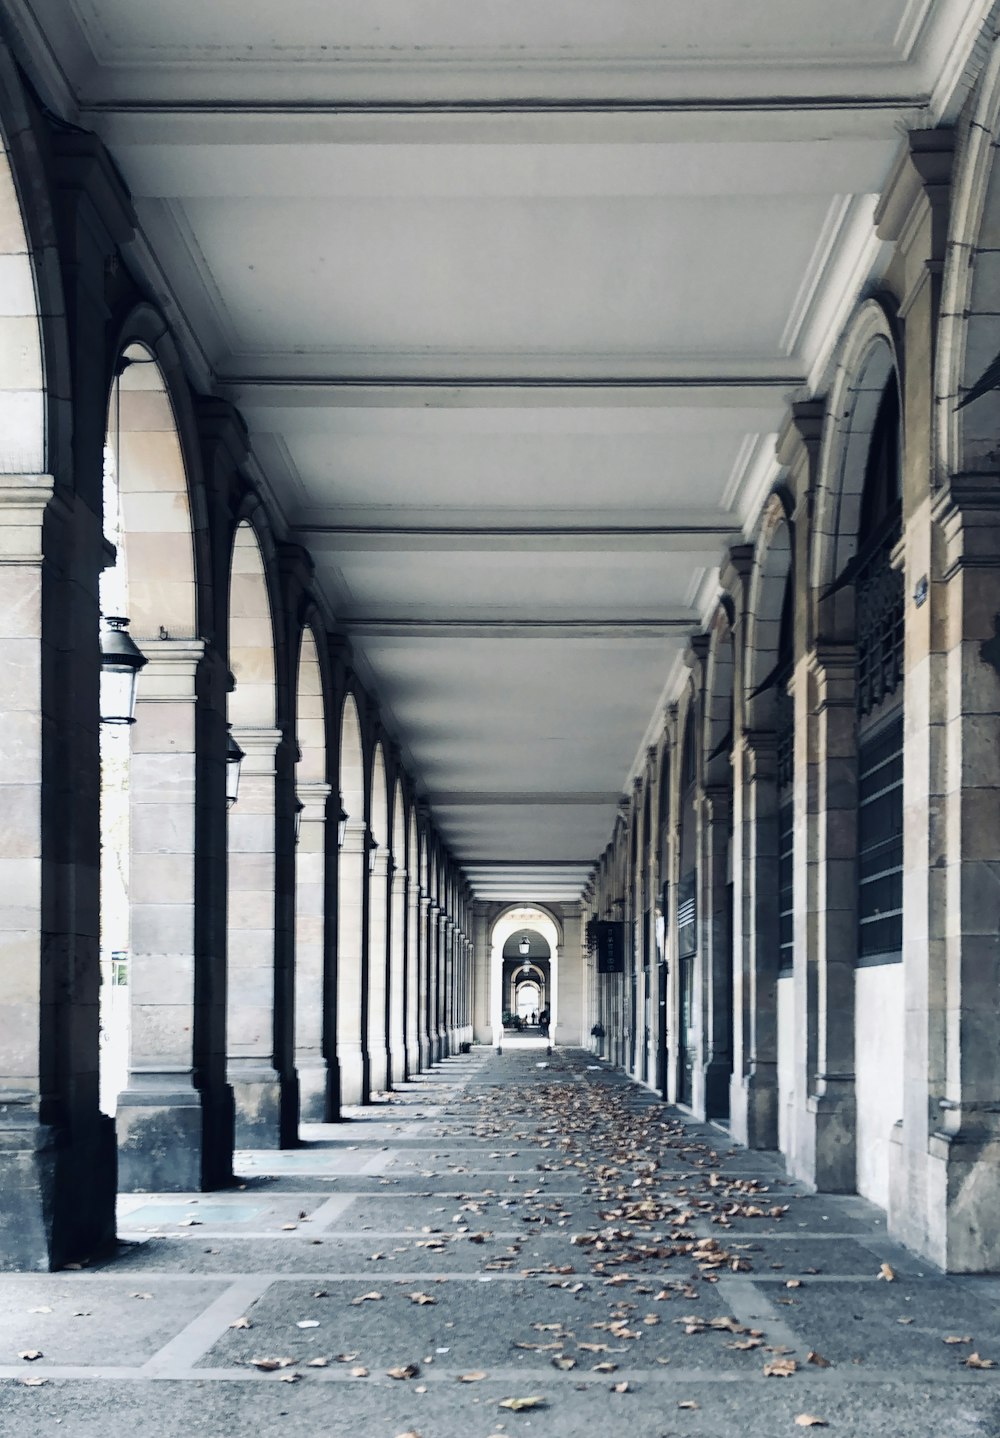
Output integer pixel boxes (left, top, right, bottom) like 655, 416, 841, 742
806, 642, 856, 710
0, 474, 56, 564
136, 638, 206, 701
739, 727, 778, 783
700, 783, 733, 823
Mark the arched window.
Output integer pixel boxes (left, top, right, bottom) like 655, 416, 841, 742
854, 373, 904, 963
776, 573, 795, 975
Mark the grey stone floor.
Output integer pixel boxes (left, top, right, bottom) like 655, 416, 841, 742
2, 1047, 1000, 1438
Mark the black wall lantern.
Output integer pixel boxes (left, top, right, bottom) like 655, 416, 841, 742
518, 934, 530, 957
337, 805, 349, 850
99, 615, 147, 725
367, 833, 379, 875
226, 726, 245, 809
294, 797, 304, 845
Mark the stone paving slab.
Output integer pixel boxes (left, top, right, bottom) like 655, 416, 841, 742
2, 1046, 999, 1438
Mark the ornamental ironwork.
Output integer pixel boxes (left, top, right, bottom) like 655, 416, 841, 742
855, 536, 904, 718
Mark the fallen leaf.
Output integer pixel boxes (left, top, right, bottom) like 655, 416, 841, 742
351, 1366, 370, 1378
964, 1353, 997, 1369
551, 1355, 577, 1370
248, 1357, 295, 1371
27, 1307, 52, 1315
807, 1351, 831, 1368
130, 1293, 153, 1301
611, 1380, 631, 1393
306, 1357, 329, 1367
794, 1417, 828, 1428
229, 1317, 252, 1330
944, 1336, 973, 1345
407, 1292, 438, 1306
21, 1376, 48, 1387
678, 1400, 699, 1410
878, 1262, 895, 1282
296, 1320, 320, 1329
763, 1358, 797, 1377
786, 1279, 802, 1289
277, 1372, 301, 1383
387, 1363, 421, 1380
350, 1292, 384, 1305
593, 1362, 618, 1373
17, 1351, 43, 1362
458, 1371, 487, 1382
499, 1397, 548, 1411
897, 1317, 914, 1325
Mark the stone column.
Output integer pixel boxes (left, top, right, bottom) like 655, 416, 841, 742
730, 730, 779, 1148
227, 726, 292, 1145
294, 780, 331, 1121
905, 479, 1000, 1269
0, 475, 117, 1266
701, 784, 734, 1117
405, 872, 421, 1075
417, 891, 432, 1067
389, 862, 407, 1084
432, 907, 446, 1060
117, 639, 223, 1190
367, 847, 390, 1095
796, 644, 857, 1191
337, 818, 368, 1104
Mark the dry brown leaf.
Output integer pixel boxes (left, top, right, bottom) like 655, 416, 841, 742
306, 1357, 329, 1367
593, 1362, 618, 1373
763, 1358, 797, 1377
28, 1307, 52, 1315
387, 1363, 421, 1380
794, 1417, 828, 1428
248, 1357, 295, 1371
17, 1351, 43, 1362
878, 1262, 895, 1282
499, 1397, 548, 1411
21, 1376, 47, 1387
678, 1400, 699, 1410
350, 1292, 384, 1305
351, 1365, 370, 1378
229, 1317, 252, 1330
611, 1380, 631, 1393
897, 1317, 914, 1325
458, 1371, 487, 1382
130, 1293, 153, 1301
944, 1335, 973, 1345
807, 1351, 831, 1368
277, 1372, 301, 1384
786, 1279, 802, 1289
394, 1432, 422, 1437
551, 1355, 577, 1370
964, 1353, 997, 1369
407, 1292, 437, 1306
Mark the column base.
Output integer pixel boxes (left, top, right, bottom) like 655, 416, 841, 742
729, 1064, 778, 1150
418, 1036, 432, 1070
893, 1123, 1000, 1272
338, 1045, 368, 1107
0, 1115, 116, 1272
296, 1058, 330, 1123
796, 1078, 856, 1192
368, 1044, 390, 1097
228, 1063, 298, 1148
703, 1058, 733, 1121
405, 1040, 421, 1079
117, 1078, 210, 1192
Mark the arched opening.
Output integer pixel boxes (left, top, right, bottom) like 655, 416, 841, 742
226, 518, 285, 1146
655, 746, 671, 1099
337, 692, 367, 1105
389, 780, 408, 1085
294, 627, 330, 1121
703, 623, 735, 1121
850, 371, 905, 1207
367, 743, 390, 1094
628, 802, 639, 1074
677, 705, 698, 1108
405, 806, 421, 1074
489, 907, 562, 1051
639, 780, 654, 1085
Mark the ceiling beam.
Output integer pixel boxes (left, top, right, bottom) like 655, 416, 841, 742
341, 617, 695, 638
432, 791, 621, 806
296, 524, 735, 554
223, 377, 802, 408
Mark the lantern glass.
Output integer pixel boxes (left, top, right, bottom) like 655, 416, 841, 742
294, 798, 304, 845
368, 835, 379, 874
338, 807, 349, 849
226, 728, 245, 809
518, 934, 530, 957
99, 615, 147, 725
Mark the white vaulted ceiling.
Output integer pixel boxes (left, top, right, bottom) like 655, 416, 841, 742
5, 0, 990, 901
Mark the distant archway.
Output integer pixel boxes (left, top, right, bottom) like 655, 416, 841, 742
337, 692, 368, 1104
367, 743, 390, 1094
294, 626, 330, 1121
489, 906, 562, 1049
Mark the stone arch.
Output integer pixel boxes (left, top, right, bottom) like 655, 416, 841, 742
337, 690, 368, 1105
745, 494, 795, 732
387, 776, 407, 1084
366, 741, 391, 1094
0, 108, 47, 477
225, 515, 286, 1144
489, 905, 562, 1048
937, 33, 1000, 477
405, 800, 421, 1075
294, 625, 331, 1121
811, 298, 901, 636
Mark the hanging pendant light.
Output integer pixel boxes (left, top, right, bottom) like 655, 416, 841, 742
518, 934, 530, 957
99, 615, 147, 725
226, 726, 245, 809
337, 805, 349, 850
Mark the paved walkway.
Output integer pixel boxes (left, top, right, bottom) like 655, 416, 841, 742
2, 1048, 1000, 1437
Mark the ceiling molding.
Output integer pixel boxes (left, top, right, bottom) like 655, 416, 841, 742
341, 618, 696, 638
297, 524, 737, 554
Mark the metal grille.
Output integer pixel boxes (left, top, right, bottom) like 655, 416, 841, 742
776, 681, 794, 791
856, 536, 904, 719
677, 869, 697, 958
778, 799, 794, 973
857, 712, 903, 961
